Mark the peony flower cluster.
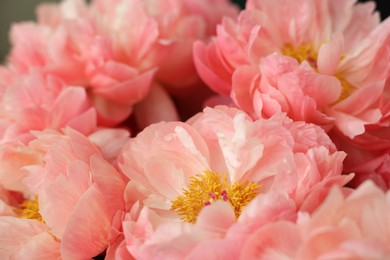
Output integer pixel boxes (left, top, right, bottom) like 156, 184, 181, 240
195, 0, 390, 189
0, 0, 389, 259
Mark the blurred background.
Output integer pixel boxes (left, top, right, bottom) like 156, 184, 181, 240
0, 0, 388, 63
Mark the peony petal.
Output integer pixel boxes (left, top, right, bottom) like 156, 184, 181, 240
134, 83, 180, 130
317, 33, 345, 76
61, 185, 111, 259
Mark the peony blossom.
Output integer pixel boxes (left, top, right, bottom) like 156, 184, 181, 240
8, 0, 156, 126
241, 181, 390, 259
0, 127, 130, 258
194, 0, 390, 139
92, 0, 239, 92
117, 106, 352, 258
6, 0, 238, 127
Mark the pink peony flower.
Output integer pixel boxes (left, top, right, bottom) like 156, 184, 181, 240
8, 11, 155, 126
117, 106, 352, 258
241, 181, 390, 259
194, 0, 390, 139
0, 127, 130, 258
6, 0, 238, 127
92, 0, 239, 92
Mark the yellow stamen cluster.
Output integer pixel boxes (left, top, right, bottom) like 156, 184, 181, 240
282, 43, 318, 68
335, 74, 355, 103
171, 170, 260, 223
14, 197, 44, 222
282, 43, 355, 103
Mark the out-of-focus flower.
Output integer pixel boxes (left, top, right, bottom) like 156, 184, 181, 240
92, 0, 239, 92
241, 181, 390, 259
0, 127, 130, 258
8, 0, 156, 126
6, 0, 238, 127
0, 69, 96, 144
116, 106, 352, 258
194, 0, 390, 139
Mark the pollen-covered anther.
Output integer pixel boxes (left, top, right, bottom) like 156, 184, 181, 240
282, 43, 318, 68
14, 197, 44, 222
171, 170, 260, 223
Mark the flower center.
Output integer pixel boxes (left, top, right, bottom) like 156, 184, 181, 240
282, 44, 355, 103
282, 44, 318, 68
334, 74, 355, 103
14, 197, 44, 222
170, 170, 260, 223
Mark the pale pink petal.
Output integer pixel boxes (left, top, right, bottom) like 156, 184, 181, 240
134, 83, 180, 130
329, 111, 377, 139
92, 67, 156, 106
241, 221, 301, 259
88, 128, 130, 163
239, 191, 297, 229
123, 207, 159, 258
317, 33, 344, 75
193, 41, 233, 96
333, 82, 384, 114
65, 127, 101, 162
0, 217, 60, 259
195, 201, 235, 236
186, 239, 241, 260
49, 87, 93, 129
90, 155, 126, 218
0, 142, 41, 193
340, 18, 390, 86
61, 185, 111, 259
231, 65, 260, 115
66, 107, 97, 136
39, 161, 90, 237
92, 96, 133, 126
342, 2, 380, 51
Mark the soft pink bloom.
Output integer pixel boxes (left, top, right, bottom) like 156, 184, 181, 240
8, 16, 155, 126
241, 181, 390, 259
7, 0, 238, 127
194, 0, 390, 139
117, 106, 352, 258
0, 69, 96, 143
92, 0, 239, 92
